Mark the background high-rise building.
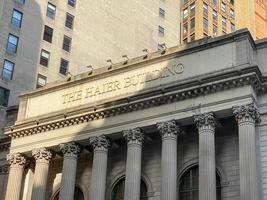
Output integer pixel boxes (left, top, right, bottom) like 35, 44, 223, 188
181, 0, 267, 42
0, 0, 180, 136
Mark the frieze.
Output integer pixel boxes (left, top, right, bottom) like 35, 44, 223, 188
5, 72, 264, 139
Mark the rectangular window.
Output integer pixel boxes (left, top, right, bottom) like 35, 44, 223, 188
47, 3, 56, 19
212, 0, 217, 6
158, 26, 164, 35
230, 9, 235, 19
213, 25, 217, 37
15, 0, 25, 4
63, 36, 72, 52
203, 18, 208, 30
190, 3, 195, 16
6, 34, 18, 53
222, 17, 226, 28
68, 0, 76, 7
190, 18, 195, 29
183, 8, 188, 19
59, 59, 69, 75
221, 2, 226, 13
11, 9, 23, 28
203, 3, 208, 15
231, 23, 235, 32
2, 60, 14, 80
43, 25, 53, 43
159, 8, 165, 18
230, 0, 234, 5
40, 49, 50, 67
212, 10, 217, 21
183, 23, 188, 34
0, 87, 10, 107
37, 74, 47, 88
65, 13, 74, 29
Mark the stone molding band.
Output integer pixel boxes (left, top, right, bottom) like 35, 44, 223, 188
5, 72, 262, 139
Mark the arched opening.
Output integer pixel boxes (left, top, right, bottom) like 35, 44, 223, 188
53, 187, 84, 200
179, 165, 222, 200
111, 177, 148, 200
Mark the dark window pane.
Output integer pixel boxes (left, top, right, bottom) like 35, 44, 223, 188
65, 13, 74, 29
59, 59, 69, 75
40, 49, 50, 67
0, 87, 10, 107
15, 0, 25, 4
2, 60, 14, 80
43, 25, 53, 43
36, 74, 47, 88
63, 36, 72, 52
68, 0, 76, 7
6, 34, 18, 53
11, 9, 23, 28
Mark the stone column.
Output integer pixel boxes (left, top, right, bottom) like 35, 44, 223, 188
233, 103, 261, 200
89, 136, 110, 200
157, 120, 180, 200
194, 113, 217, 200
59, 142, 80, 200
123, 128, 144, 200
31, 148, 53, 200
5, 153, 27, 200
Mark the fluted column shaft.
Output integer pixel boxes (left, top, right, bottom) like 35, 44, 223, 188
89, 136, 109, 200
59, 142, 80, 200
233, 103, 261, 200
157, 120, 180, 200
194, 113, 216, 200
123, 128, 144, 200
5, 153, 27, 200
31, 148, 53, 200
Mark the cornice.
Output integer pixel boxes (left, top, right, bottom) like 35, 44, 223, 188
5, 66, 265, 139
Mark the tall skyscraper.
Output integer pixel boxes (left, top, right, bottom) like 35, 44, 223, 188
181, 0, 267, 42
0, 0, 180, 136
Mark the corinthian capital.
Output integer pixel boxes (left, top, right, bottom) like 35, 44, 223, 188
32, 148, 53, 164
123, 128, 144, 145
233, 103, 261, 124
60, 142, 81, 158
89, 136, 110, 152
7, 153, 27, 168
194, 112, 216, 130
157, 120, 180, 138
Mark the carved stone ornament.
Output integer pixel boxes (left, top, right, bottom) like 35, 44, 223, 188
233, 103, 261, 124
123, 128, 144, 144
89, 135, 110, 151
194, 112, 216, 129
7, 153, 27, 168
59, 142, 81, 158
156, 120, 180, 138
32, 148, 53, 163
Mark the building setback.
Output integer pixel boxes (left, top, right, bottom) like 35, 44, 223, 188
0, 29, 267, 200
0, 0, 180, 136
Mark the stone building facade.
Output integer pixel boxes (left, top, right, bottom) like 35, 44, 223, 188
1, 29, 267, 200
0, 0, 180, 137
